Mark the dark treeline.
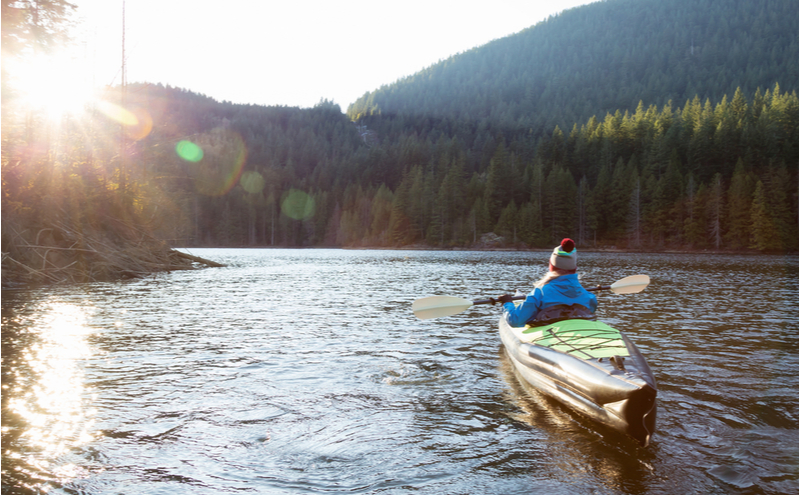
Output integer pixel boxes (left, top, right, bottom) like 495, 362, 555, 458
7, 82, 796, 262
122, 83, 797, 251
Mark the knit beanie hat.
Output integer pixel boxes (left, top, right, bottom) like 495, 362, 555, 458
549, 238, 577, 272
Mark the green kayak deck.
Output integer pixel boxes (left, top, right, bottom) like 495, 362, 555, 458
515, 319, 630, 360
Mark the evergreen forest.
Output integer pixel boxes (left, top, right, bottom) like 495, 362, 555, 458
349, 0, 798, 134
2, 0, 798, 284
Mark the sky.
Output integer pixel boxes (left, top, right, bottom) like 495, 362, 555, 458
69, 0, 596, 111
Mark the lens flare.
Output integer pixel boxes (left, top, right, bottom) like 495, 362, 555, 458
125, 107, 154, 140
95, 101, 153, 139
176, 140, 204, 162
281, 189, 315, 220
188, 128, 247, 196
240, 171, 265, 194
95, 100, 138, 126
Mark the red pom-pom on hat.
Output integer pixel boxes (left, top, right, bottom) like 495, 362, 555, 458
550, 238, 578, 272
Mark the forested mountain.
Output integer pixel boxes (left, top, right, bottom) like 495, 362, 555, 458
348, 0, 798, 136
2, 0, 798, 286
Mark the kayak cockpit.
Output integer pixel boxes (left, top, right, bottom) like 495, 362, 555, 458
525, 303, 596, 327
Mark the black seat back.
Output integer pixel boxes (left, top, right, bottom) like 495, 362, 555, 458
527, 304, 595, 326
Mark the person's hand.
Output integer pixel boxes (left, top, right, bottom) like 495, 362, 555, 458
497, 294, 513, 304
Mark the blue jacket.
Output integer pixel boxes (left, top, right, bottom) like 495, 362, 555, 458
502, 273, 597, 327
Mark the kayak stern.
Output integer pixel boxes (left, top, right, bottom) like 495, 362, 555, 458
500, 317, 657, 447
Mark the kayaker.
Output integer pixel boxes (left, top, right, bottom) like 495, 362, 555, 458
497, 238, 597, 326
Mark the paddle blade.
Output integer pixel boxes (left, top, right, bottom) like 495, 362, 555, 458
412, 295, 473, 320
610, 274, 650, 294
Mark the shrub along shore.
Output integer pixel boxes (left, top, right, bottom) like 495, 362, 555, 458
1, 218, 223, 287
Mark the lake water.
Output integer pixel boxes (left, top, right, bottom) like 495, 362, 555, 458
2, 249, 798, 494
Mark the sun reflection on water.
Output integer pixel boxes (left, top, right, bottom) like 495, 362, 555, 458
4, 300, 99, 488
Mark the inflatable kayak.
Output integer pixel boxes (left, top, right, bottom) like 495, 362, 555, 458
499, 315, 657, 447
411, 275, 656, 445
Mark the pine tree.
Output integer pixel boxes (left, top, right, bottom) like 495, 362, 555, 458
483, 142, 511, 222
750, 180, 780, 251
406, 166, 428, 242
706, 173, 725, 250
368, 184, 394, 245
430, 160, 467, 245
730, 87, 749, 124
761, 164, 797, 250
688, 98, 718, 182
609, 157, 636, 238
494, 200, 519, 244
627, 176, 642, 247
387, 169, 415, 245
577, 176, 592, 246
713, 95, 741, 174
683, 180, 708, 249
724, 159, 756, 249
542, 165, 578, 242
647, 155, 683, 245
312, 190, 331, 246
592, 161, 613, 238
517, 201, 542, 247
469, 197, 491, 243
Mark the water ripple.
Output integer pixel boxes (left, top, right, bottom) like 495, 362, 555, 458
2, 249, 797, 495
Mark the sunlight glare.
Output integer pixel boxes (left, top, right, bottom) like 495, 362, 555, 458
8, 302, 98, 467
9, 53, 96, 121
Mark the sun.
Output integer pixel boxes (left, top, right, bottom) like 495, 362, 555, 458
7, 51, 97, 121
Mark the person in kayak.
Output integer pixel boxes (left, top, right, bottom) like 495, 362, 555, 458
497, 238, 597, 327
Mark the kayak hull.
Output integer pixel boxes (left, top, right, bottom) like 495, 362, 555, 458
499, 317, 657, 447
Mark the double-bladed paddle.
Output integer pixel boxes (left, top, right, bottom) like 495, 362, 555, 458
411, 274, 650, 320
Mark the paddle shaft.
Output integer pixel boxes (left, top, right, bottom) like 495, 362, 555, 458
411, 275, 648, 320
471, 284, 610, 306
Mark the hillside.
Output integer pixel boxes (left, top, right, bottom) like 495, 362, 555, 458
347, 0, 798, 135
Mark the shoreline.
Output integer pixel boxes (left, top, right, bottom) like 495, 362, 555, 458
176, 245, 797, 256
